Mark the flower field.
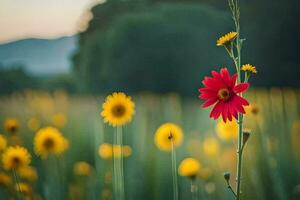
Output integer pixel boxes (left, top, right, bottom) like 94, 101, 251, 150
0, 89, 300, 200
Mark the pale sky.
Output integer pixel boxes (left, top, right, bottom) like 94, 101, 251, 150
0, 0, 105, 44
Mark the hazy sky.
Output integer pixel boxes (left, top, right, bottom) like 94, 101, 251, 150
0, 0, 105, 44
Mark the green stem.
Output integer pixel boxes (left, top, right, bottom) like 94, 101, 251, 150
119, 126, 125, 200
116, 126, 125, 200
113, 128, 119, 200
171, 140, 178, 200
12, 169, 23, 200
236, 115, 243, 200
191, 179, 198, 200
227, 184, 237, 198
228, 0, 245, 199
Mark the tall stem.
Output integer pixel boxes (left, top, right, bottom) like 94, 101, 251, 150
171, 140, 178, 200
12, 169, 23, 200
119, 126, 125, 200
113, 128, 119, 200
191, 179, 198, 200
115, 126, 125, 200
236, 114, 243, 200
228, 0, 244, 199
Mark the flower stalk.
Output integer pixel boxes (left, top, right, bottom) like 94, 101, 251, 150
113, 126, 125, 200
12, 169, 23, 200
228, 0, 246, 199
191, 179, 198, 200
170, 137, 179, 200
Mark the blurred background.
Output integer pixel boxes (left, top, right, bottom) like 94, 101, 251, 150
1, 0, 300, 200
0, 0, 300, 95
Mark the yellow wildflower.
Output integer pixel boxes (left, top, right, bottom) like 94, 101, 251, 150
216, 120, 238, 141
98, 143, 113, 159
2, 146, 31, 170
4, 118, 20, 134
123, 145, 132, 157
217, 32, 237, 46
34, 127, 69, 159
98, 144, 132, 159
15, 182, 32, 197
245, 104, 259, 116
18, 166, 38, 182
154, 123, 183, 151
73, 161, 92, 176
241, 64, 257, 74
178, 158, 201, 178
101, 92, 135, 127
0, 173, 12, 187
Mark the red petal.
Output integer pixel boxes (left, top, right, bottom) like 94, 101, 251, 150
199, 87, 217, 94
230, 73, 238, 88
227, 103, 233, 121
199, 93, 216, 99
220, 68, 231, 86
202, 77, 224, 90
235, 95, 249, 106
202, 98, 218, 108
232, 109, 238, 119
211, 70, 222, 79
233, 83, 249, 93
210, 101, 224, 120
222, 103, 229, 122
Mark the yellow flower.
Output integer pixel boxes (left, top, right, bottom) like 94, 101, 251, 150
245, 104, 259, 116
27, 117, 40, 131
73, 161, 92, 176
2, 146, 31, 170
154, 123, 183, 151
98, 143, 113, 159
216, 120, 238, 141
52, 113, 67, 128
123, 145, 132, 157
4, 118, 20, 134
101, 92, 135, 127
34, 127, 69, 159
18, 166, 38, 182
98, 143, 132, 159
203, 137, 220, 157
178, 158, 201, 178
217, 32, 237, 46
241, 64, 257, 74
0, 173, 12, 187
15, 182, 32, 197
0, 135, 7, 152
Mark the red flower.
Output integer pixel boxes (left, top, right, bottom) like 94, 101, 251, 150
199, 68, 249, 122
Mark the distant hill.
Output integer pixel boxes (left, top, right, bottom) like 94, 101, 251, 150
0, 36, 78, 75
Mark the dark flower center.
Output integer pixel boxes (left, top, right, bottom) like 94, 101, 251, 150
218, 88, 230, 101
9, 125, 17, 134
12, 156, 20, 166
251, 107, 259, 115
112, 104, 126, 118
168, 132, 173, 140
43, 138, 55, 149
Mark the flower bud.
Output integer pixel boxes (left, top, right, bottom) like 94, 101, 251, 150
223, 172, 230, 184
243, 130, 251, 145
